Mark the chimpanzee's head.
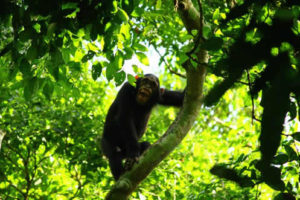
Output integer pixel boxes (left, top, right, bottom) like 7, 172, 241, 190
135, 74, 160, 105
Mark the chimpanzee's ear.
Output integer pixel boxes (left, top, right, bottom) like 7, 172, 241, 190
135, 75, 141, 89
160, 88, 165, 94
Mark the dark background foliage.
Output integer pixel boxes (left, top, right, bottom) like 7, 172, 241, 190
0, 0, 299, 199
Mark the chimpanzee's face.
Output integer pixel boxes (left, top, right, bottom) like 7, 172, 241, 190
136, 75, 159, 105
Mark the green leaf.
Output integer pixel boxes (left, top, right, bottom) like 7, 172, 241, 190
19, 59, 32, 77
127, 74, 136, 86
120, 23, 131, 40
122, 0, 134, 14
124, 47, 134, 60
132, 64, 140, 73
156, 0, 162, 9
81, 50, 95, 63
133, 43, 148, 52
212, 8, 220, 20
19, 28, 34, 42
291, 132, 300, 142
26, 45, 38, 60
61, 49, 70, 63
236, 153, 248, 163
92, 62, 103, 81
24, 77, 38, 101
274, 193, 296, 200
136, 52, 149, 66
131, 7, 144, 18
272, 153, 289, 165
47, 23, 57, 36
250, 169, 257, 179
202, 37, 223, 51
191, 30, 198, 36
117, 8, 129, 23
286, 182, 293, 192
48, 65, 59, 81
24, 84, 32, 101
112, 1, 118, 14
106, 64, 117, 81
177, 52, 189, 65
210, 164, 254, 187
202, 24, 212, 39
69, 61, 81, 72
51, 49, 64, 66
43, 81, 54, 100
284, 145, 298, 161
115, 70, 126, 86
115, 52, 124, 70
288, 101, 297, 121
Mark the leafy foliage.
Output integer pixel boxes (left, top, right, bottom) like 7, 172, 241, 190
0, 0, 156, 99
0, 78, 109, 199
0, 0, 300, 199
202, 1, 300, 197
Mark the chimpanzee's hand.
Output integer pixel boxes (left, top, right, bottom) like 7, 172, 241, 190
125, 145, 140, 171
124, 157, 139, 171
126, 143, 140, 158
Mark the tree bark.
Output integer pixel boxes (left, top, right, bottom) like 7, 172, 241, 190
0, 130, 6, 151
105, 0, 207, 199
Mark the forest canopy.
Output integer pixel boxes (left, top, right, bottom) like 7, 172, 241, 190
0, 0, 300, 199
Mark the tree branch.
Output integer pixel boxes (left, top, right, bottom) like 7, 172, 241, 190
246, 69, 261, 123
0, 129, 6, 151
105, 0, 207, 199
152, 45, 186, 78
2, 173, 25, 197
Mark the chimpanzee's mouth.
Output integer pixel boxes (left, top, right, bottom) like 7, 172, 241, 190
138, 88, 151, 97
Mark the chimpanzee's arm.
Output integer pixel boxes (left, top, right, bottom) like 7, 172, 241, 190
120, 116, 141, 158
158, 89, 185, 107
116, 83, 142, 158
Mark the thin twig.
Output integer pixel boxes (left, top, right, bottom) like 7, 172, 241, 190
246, 69, 261, 123
255, 184, 259, 200
186, 0, 205, 57
2, 173, 25, 196
237, 80, 249, 85
6, 144, 25, 160
69, 167, 88, 200
185, 0, 209, 67
197, 0, 204, 39
263, 4, 270, 23
3, 154, 23, 170
174, 0, 179, 11
24, 149, 32, 199
153, 46, 186, 78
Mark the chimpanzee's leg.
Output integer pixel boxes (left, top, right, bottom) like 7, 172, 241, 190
101, 137, 126, 180
124, 141, 151, 171
108, 153, 125, 180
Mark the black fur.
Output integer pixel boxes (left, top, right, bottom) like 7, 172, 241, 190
101, 74, 184, 180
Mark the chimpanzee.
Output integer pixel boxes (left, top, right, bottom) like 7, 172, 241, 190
101, 74, 185, 180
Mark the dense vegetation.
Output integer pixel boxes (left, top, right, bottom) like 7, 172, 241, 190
0, 0, 299, 199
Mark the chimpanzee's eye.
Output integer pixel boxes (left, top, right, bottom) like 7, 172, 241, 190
151, 81, 157, 88
141, 79, 148, 84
